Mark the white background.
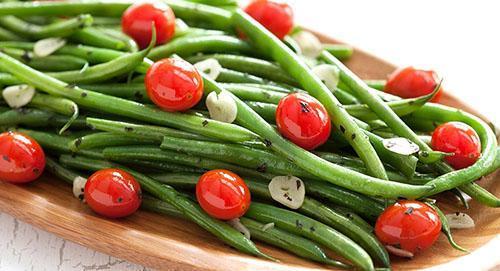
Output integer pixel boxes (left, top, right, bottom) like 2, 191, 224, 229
1, 0, 499, 270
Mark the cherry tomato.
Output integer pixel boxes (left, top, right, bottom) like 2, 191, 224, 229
431, 122, 481, 169
375, 200, 441, 254
196, 169, 251, 220
145, 58, 204, 112
0, 131, 45, 184
244, 0, 294, 39
275, 93, 331, 150
121, 2, 176, 49
84, 169, 142, 218
385, 66, 443, 102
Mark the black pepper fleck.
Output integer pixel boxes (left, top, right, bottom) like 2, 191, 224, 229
124, 127, 134, 132
404, 207, 414, 215
351, 133, 356, 140
299, 101, 310, 113
256, 163, 267, 173
202, 120, 209, 127
295, 220, 303, 229
81, 92, 88, 98
2, 155, 10, 162
263, 139, 272, 147
340, 125, 346, 133
74, 138, 82, 147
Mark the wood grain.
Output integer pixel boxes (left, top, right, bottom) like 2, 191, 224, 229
0, 33, 499, 271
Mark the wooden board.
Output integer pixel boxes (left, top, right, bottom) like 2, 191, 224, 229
0, 32, 499, 271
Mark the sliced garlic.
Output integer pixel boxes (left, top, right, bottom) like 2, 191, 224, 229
2, 85, 35, 108
227, 218, 251, 240
72, 176, 87, 201
291, 31, 322, 59
268, 175, 305, 209
385, 245, 414, 258
445, 212, 475, 229
382, 137, 420, 156
194, 58, 222, 80
206, 91, 237, 123
261, 222, 275, 231
312, 64, 340, 90
33, 37, 66, 57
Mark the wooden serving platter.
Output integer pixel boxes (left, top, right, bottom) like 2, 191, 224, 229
0, 33, 499, 271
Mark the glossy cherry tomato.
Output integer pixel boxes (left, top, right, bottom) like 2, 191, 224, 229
145, 58, 204, 112
385, 66, 443, 102
244, 0, 294, 39
196, 169, 251, 220
84, 169, 142, 218
121, 1, 176, 49
0, 131, 45, 184
431, 121, 481, 169
275, 93, 331, 150
375, 200, 441, 254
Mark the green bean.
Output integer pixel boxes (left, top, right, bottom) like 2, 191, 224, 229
103, 146, 274, 180
29, 93, 79, 134
17, 128, 103, 159
0, 52, 257, 143
366, 131, 418, 178
247, 202, 373, 270
58, 154, 272, 260
70, 27, 131, 51
221, 83, 296, 93
244, 101, 276, 122
202, 76, 431, 198
364, 80, 386, 91
0, 108, 87, 130
323, 43, 353, 61
221, 83, 286, 103
216, 68, 280, 85
45, 156, 80, 185
0, 15, 93, 39
232, 10, 388, 181
161, 136, 309, 177
0, 47, 87, 71
410, 103, 497, 196
322, 52, 452, 168
91, 17, 121, 27
69, 132, 160, 152
187, 54, 298, 86
184, 0, 238, 7
0, 1, 130, 17
242, 178, 388, 267
329, 205, 374, 233
79, 83, 149, 102
0, 26, 25, 41
141, 196, 346, 268
0, 41, 152, 73
96, 27, 138, 52
126, 160, 206, 174
86, 118, 211, 142
426, 203, 468, 252
148, 35, 252, 61
305, 179, 385, 221
165, 0, 232, 31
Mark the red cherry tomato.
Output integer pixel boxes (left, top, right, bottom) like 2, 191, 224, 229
0, 131, 45, 184
145, 58, 204, 112
385, 66, 443, 102
121, 2, 176, 49
84, 169, 142, 218
431, 122, 481, 169
375, 200, 442, 254
244, 0, 294, 39
196, 169, 251, 220
275, 93, 331, 150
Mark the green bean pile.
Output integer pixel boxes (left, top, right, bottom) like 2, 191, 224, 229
0, 1, 498, 270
